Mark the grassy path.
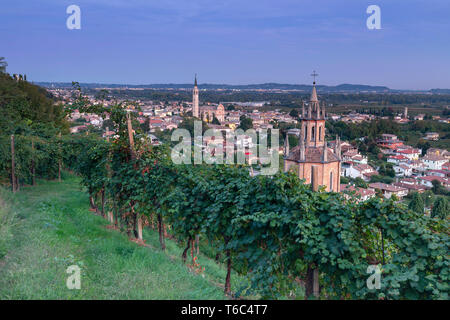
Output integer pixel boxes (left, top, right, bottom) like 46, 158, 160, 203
0, 175, 245, 299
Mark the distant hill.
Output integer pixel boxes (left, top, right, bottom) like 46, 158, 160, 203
430, 89, 450, 94
35, 81, 449, 94
36, 82, 393, 93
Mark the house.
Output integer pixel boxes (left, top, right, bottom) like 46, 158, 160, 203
340, 184, 376, 202
342, 149, 368, 164
394, 147, 421, 160
424, 132, 439, 141
408, 159, 425, 171
381, 134, 398, 141
377, 134, 404, 150
368, 183, 409, 199
387, 155, 409, 165
414, 114, 425, 121
70, 125, 87, 133
417, 176, 450, 189
393, 164, 413, 177
147, 134, 161, 146
443, 162, 450, 171
422, 155, 448, 170
424, 169, 449, 178
426, 148, 450, 160
342, 162, 378, 181
394, 178, 427, 193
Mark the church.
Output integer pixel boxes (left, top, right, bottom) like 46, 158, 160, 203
192, 75, 225, 123
283, 75, 342, 192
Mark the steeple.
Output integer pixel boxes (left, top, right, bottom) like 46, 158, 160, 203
192, 74, 199, 118
310, 71, 320, 119
310, 83, 318, 103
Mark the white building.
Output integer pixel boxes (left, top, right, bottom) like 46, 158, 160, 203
342, 163, 377, 181
423, 155, 448, 170
393, 164, 413, 177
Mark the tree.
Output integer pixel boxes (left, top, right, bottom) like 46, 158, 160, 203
417, 140, 431, 156
431, 197, 449, 219
289, 109, 299, 118
178, 117, 209, 137
422, 190, 435, 208
431, 179, 445, 195
211, 115, 221, 125
408, 192, 424, 214
0, 57, 7, 73
238, 115, 253, 131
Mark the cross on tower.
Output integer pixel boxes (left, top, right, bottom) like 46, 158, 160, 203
311, 70, 319, 84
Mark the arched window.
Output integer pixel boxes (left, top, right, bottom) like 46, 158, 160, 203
311, 126, 315, 141
330, 171, 334, 191
319, 126, 322, 141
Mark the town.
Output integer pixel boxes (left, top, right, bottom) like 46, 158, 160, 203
44, 75, 450, 214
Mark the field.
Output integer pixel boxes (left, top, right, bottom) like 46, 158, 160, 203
0, 174, 246, 299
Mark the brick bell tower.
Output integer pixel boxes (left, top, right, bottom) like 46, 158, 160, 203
283, 71, 341, 192
192, 74, 199, 118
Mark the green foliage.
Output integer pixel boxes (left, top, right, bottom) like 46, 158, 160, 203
238, 116, 253, 131
431, 180, 449, 196
211, 115, 221, 125
178, 116, 209, 137
4, 83, 448, 300
408, 192, 424, 214
431, 198, 449, 219
289, 109, 299, 118
0, 57, 7, 73
0, 72, 68, 134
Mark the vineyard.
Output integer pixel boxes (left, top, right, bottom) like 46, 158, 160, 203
0, 90, 449, 300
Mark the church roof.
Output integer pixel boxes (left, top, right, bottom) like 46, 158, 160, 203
285, 145, 340, 163
310, 84, 318, 102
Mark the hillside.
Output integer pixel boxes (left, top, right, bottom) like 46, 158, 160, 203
0, 174, 244, 299
0, 72, 67, 134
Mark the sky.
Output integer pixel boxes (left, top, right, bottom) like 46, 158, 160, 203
1, 0, 449, 90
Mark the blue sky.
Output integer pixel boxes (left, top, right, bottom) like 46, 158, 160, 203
1, 0, 449, 89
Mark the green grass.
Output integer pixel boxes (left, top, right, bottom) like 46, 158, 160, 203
0, 174, 247, 299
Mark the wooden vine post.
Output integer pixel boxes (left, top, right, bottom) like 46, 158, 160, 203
105, 127, 115, 224
306, 165, 320, 299
127, 110, 140, 239
195, 234, 200, 256
11, 135, 16, 192
137, 216, 143, 240
31, 138, 36, 186
127, 111, 135, 154
58, 132, 62, 182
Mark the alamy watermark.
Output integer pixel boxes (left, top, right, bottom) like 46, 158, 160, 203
366, 5, 381, 30
366, 264, 382, 290
66, 5, 81, 30
66, 265, 81, 289
171, 121, 279, 175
